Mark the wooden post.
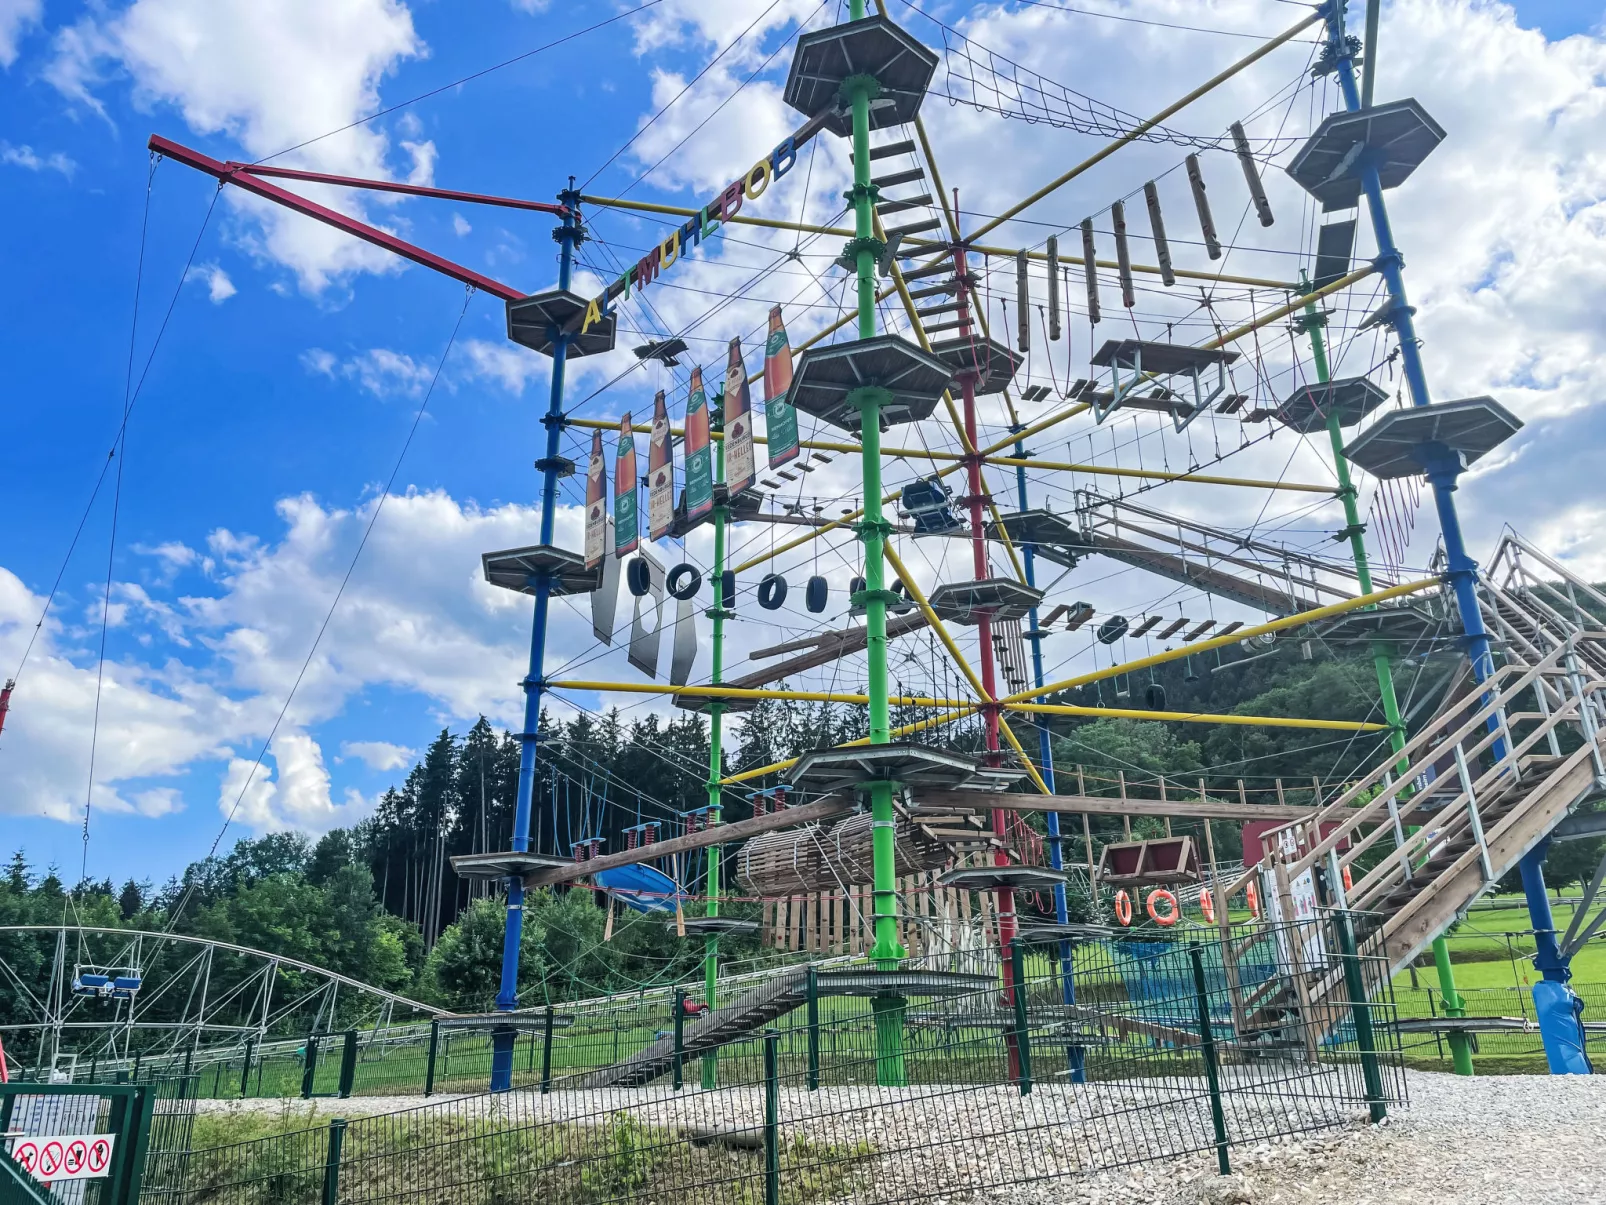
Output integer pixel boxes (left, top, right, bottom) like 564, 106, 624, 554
1238, 779, 1247, 807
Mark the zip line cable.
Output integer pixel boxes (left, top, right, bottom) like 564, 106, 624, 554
256, 0, 670, 168
164, 286, 474, 933
8, 169, 219, 696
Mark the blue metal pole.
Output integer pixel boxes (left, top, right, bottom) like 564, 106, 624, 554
1011, 428, 1083, 1082
491, 190, 581, 1092
1321, 2, 1587, 1067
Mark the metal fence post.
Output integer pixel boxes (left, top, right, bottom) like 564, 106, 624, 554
240, 1038, 255, 1098
337, 1030, 359, 1099
541, 1006, 555, 1094
673, 988, 686, 1091
423, 1021, 440, 1096
1010, 940, 1033, 1096
1336, 910, 1387, 1122
805, 966, 820, 1091
321, 1117, 347, 1205
1189, 944, 1232, 1176
763, 1029, 780, 1205
301, 1034, 320, 1099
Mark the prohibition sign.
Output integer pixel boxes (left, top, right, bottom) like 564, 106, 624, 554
39, 1140, 65, 1178
64, 1140, 88, 1176
12, 1141, 39, 1175
87, 1138, 112, 1174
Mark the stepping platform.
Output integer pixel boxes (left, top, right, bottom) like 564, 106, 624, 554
929, 335, 1023, 396
1344, 396, 1522, 480
451, 851, 575, 880
929, 577, 1044, 625
1275, 377, 1390, 433
1091, 340, 1237, 375
482, 545, 601, 597
812, 969, 993, 998
986, 509, 1086, 552
937, 865, 1069, 892
784, 16, 939, 137
1013, 922, 1127, 945
675, 916, 762, 937
1311, 603, 1451, 648
791, 742, 980, 793
1286, 99, 1446, 212
506, 289, 617, 358
673, 690, 760, 715
788, 335, 955, 432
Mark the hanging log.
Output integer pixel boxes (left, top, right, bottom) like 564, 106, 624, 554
1143, 182, 1175, 287
1230, 122, 1274, 227
1081, 217, 1101, 324
1186, 154, 1222, 260
1046, 234, 1061, 340
1111, 200, 1136, 308
1016, 248, 1031, 352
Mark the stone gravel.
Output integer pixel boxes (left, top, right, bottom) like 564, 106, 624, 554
197, 1070, 1606, 1204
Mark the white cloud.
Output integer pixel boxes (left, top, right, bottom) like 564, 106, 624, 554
452, 212, 471, 237
0, 142, 76, 177
188, 262, 237, 304
0, 0, 41, 68
301, 346, 434, 397
339, 739, 415, 771
459, 338, 548, 394
46, 0, 427, 292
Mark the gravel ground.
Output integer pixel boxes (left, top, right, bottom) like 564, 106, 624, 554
197, 1070, 1606, 1205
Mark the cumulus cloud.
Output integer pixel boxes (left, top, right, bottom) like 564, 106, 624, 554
0, 141, 76, 177
301, 346, 434, 397
188, 262, 237, 303
339, 739, 415, 771
46, 0, 427, 292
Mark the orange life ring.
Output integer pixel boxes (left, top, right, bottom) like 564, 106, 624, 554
1199, 888, 1216, 924
1147, 889, 1180, 927
1114, 889, 1134, 926
1246, 880, 1261, 918
1342, 864, 1354, 894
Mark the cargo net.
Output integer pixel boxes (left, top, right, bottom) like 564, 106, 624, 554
931, 23, 1299, 154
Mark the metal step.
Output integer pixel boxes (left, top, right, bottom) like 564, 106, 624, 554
872, 167, 926, 189
852, 139, 917, 163
878, 193, 934, 216
917, 301, 961, 318
908, 281, 956, 300
884, 218, 942, 240
901, 260, 956, 281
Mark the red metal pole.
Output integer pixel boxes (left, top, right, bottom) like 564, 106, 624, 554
219, 161, 569, 215
148, 135, 525, 302
951, 242, 1020, 1079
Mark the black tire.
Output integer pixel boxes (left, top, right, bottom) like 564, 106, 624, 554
758, 573, 788, 610
1096, 615, 1129, 645
805, 575, 828, 613
720, 570, 736, 609
850, 575, 867, 598
666, 563, 702, 600
1144, 683, 1167, 711
627, 558, 652, 597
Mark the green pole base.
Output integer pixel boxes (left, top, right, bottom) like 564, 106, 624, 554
871, 996, 907, 1088
1431, 935, 1474, 1076
702, 1051, 718, 1090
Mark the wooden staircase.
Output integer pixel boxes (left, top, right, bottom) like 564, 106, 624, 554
579, 969, 809, 1088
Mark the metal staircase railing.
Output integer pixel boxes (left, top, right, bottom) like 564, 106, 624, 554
1250, 639, 1606, 979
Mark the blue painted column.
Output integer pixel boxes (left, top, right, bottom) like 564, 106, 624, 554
1011, 428, 1083, 1082
1321, 1, 1587, 1069
492, 191, 582, 1092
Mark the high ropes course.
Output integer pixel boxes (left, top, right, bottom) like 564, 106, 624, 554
16, 0, 1606, 1090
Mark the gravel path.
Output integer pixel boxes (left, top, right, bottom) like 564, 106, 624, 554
196, 1070, 1606, 1205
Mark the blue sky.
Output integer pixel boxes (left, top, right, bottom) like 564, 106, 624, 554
4, 0, 1606, 887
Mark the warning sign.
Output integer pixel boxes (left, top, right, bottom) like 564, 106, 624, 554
8, 1134, 116, 1183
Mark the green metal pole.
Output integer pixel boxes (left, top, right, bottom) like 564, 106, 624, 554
423, 1021, 439, 1097
1336, 910, 1387, 1122
805, 965, 820, 1091
763, 1030, 781, 1205
541, 1006, 555, 1094
843, 0, 906, 1090
1299, 291, 1471, 1075
1188, 945, 1232, 1176
321, 1118, 347, 1205
704, 428, 729, 1091
1009, 940, 1032, 1095
673, 987, 686, 1091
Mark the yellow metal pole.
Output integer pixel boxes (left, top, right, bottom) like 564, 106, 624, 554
545, 681, 971, 707
1003, 701, 1387, 732
966, 11, 1323, 241
1003, 577, 1442, 703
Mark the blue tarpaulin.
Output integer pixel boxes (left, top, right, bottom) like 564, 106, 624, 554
594, 864, 683, 913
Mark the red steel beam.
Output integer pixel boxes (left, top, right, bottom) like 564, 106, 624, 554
149, 134, 525, 302
219, 161, 568, 216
